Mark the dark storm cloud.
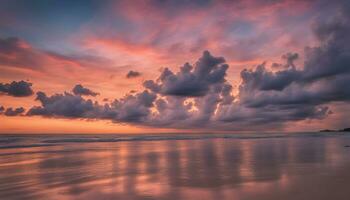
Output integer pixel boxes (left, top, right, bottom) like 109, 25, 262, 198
0, 80, 34, 97
144, 51, 228, 97
109, 90, 157, 122
239, 74, 350, 109
27, 90, 157, 123
27, 92, 98, 118
0, 106, 4, 113
150, 97, 192, 126
240, 63, 301, 91
282, 52, 298, 69
126, 70, 141, 78
216, 6, 350, 126
72, 84, 99, 96
302, 14, 350, 81
4, 107, 25, 116
238, 5, 350, 108
216, 104, 331, 127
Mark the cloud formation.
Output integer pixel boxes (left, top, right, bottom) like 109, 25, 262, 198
4, 107, 25, 116
144, 51, 228, 97
72, 84, 99, 96
27, 91, 98, 118
27, 90, 157, 123
238, 6, 350, 108
2, 0, 350, 131
126, 70, 141, 78
0, 80, 34, 97
0, 36, 116, 83
0, 37, 41, 70
19, 4, 350, 130
216, 6, 350, 128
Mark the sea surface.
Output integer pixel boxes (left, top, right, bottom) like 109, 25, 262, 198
0, 132, 350, 200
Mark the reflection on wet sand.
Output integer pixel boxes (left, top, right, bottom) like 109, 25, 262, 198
0, 136, 350, 200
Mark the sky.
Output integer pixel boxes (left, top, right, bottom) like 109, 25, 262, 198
0, 0, 349, 133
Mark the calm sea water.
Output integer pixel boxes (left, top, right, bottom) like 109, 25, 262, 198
0, 132, 350, 200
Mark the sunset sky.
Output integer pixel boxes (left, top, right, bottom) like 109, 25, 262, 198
0, 0, 349, 133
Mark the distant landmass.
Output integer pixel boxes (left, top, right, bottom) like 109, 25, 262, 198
320, 128, 350, 132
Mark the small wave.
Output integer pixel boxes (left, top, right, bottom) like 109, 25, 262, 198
40, 134, 299, 144
0, 143, 57, 149
1, 132, 348, 148
0, 138, 21, 143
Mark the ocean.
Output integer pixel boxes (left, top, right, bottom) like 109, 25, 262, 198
0, 132, 350, 200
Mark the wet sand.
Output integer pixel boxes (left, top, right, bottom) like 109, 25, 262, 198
0, 133, 350, 200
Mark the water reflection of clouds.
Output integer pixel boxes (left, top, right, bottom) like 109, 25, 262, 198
0, 137, 349, 200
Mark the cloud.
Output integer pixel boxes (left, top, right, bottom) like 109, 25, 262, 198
144, 51, 228, 97
302, 13, 350, 81
6, 1, 350, 131
27, 92, 99, 118
20, 21, 350, 130
0, 80, 34, 97
146, 4, 349, 129
27, 90, 157, 123
108, 90, 157, 122
72, 84, 99, 96
282, 52, 299, 69
0, 36, 116, 77
240, 63, 301, 91
216, 5, 350, 127
126, 70, 141, 78
0, 106, 4, 113
0, 37, 46, 70
238, 5, 350, 108
4, 107, 25, 116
